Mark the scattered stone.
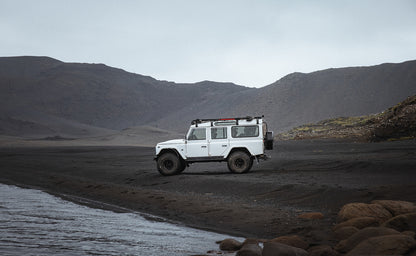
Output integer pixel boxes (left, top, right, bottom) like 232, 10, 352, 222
335, 226, 400, 253
346, 234, 416, 256
372, 200, 416, 216
262, 241, 308, 256
333, 216, 379, 230
403, 230, 416, 238
338, 203, 392, 222
382, 212, 416, 232
308, 245, 339, 256
270, 235, 308, 250
219, 238, 242, 251
236, 243, 262, 256
333, 226, 359, 240
297, 212, 324, 220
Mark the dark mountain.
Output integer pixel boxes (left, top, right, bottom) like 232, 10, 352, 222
0, 56, 415, 138
0, 56, 251, 136
153, 61, 416, 132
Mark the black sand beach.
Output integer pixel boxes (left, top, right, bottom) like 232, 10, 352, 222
1, 139, 415, 245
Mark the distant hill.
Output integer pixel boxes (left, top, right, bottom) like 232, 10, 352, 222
0, 56, 415, 139
0, 56, 250, 135
277, 95, 416, 141
155, 60, 416, 132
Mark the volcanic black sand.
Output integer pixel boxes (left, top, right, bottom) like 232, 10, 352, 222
1, 139, 416, 245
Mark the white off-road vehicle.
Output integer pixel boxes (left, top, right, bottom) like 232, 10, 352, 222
155, 116, 273, 175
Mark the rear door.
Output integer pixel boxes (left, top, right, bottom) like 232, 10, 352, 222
209, 127, 228, 156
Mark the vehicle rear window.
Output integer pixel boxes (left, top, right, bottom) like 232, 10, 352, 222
231, 126, 259, 138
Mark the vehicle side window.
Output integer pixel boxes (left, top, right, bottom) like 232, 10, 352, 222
187, 128, 206, 140
231, 125, 259, 138
211, 127, 227, 139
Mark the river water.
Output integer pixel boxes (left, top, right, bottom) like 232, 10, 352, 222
0, 184, 236, 255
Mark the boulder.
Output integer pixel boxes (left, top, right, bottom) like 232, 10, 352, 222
408, 248, 416, 256
308, 245, 339, 256
333, 226, 359, 240
403, 231, 416, 238
270, 235, 308, 250
346, 234, 416, 256
236, 243, 262, 256
333, 217, 379, 230
382, 212, 416, 232
338, 203, 392, 222
372, 200, 416, 216
243, 238, 268, 246
262, 242, 308, 256
297, 212, 324, 220
335, 226, 400, 253
219, 238, 242, 251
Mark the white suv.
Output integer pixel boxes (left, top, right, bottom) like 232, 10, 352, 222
155, 116, 273, 175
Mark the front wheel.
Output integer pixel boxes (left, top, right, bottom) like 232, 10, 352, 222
227, 151, 253, 174
157, 152, 184, 176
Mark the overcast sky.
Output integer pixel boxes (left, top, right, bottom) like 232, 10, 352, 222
1, 0, 415, 87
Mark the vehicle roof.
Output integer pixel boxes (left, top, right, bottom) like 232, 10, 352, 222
190, 118, 263, 128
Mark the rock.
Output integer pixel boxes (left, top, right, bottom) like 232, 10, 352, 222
270, 235, 308, 250
372, 200, 416, 216
408, 248, 416, 256
335, 226, 400, 253
308, 245, 339, 256
298, 212, 324, 220
236, 243, 262, 256
219, 238, 242, 251
333, 226, 359, 240
242, 238, 268, 246
346, 234, 416, 256
262, 242, 308, 256
333, 217, 379, 230
382, 212, 416, 232
403, 230, 416, 238
338, 203, 392, 222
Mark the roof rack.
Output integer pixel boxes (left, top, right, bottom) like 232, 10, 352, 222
191, 115, 264, 127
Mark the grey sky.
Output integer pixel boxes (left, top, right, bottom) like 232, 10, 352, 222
1, 0, 415, 87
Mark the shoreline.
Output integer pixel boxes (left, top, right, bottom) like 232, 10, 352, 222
1, 140, 416, 245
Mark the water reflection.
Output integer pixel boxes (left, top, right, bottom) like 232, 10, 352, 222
0, 184, 235, 255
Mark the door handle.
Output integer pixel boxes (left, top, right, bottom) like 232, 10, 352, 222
201, 146, 207, 148
222, 145, 227, 147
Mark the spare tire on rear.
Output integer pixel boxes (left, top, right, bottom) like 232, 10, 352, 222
264, 131, 274, 150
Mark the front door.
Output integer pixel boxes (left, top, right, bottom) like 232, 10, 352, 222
186, 127, 208, 157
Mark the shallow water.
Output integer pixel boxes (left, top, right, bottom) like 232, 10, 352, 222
0, 184, 236, 255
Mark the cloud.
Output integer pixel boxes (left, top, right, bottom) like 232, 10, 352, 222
1, 0, 415, 87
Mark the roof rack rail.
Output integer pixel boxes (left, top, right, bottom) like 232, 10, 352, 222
191, 115, 264, 126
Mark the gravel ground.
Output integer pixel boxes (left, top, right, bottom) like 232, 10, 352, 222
1, 139, 415, 245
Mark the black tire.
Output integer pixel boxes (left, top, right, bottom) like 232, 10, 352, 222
157, 152, 183, 176
177, 159, 186, 174
227, 151, 253, 174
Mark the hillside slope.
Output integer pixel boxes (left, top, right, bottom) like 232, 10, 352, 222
277, 95, 416, 141
0, 56, 250, 134
1, 56, 415, 137
153, 61, 416, 132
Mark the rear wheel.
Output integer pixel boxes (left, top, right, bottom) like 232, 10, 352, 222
157, 152, 184, 176
227, 151, 253, 174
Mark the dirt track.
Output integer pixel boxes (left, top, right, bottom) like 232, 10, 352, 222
1, 139, 415, 244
